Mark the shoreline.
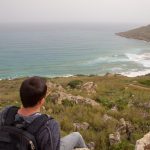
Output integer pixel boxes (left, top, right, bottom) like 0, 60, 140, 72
0, 72, 150, 81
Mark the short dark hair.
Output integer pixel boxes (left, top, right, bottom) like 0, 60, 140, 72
20, 76, 47, 108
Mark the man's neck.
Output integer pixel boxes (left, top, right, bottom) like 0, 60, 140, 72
18, 106, 41, 116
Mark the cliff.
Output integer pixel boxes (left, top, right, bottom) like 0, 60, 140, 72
116, 24, 150, 42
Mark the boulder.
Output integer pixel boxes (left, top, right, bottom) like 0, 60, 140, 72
87, 142, 95, 150
142, 112, 150, 119
117, 118, 126, 134
49, 91, 99, 106
103, 114, 113, 122
135, 132, 150, 150
117, 118, 133, 140
138, 102, 150, 109
109, 132, 121, 145
47, 81, 65, 92
81, 82, 97, 94
49, 93, 60, 104
73, 122, 89, 131
105, 73, 115, 77
110, 105, 118, 112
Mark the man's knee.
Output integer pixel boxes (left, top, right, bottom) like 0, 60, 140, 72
72, 132, 82, 138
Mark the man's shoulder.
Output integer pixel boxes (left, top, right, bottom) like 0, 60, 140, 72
0, 106, 13, 125
0, 106, 59, 128
42, 114, 60, 129
0, 106, 12, 114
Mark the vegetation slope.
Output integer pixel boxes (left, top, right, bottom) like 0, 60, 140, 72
116, 24, 150, 42
0, 74, 150, 150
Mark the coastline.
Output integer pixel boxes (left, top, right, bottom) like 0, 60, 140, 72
0, 72, 150, 81
1, 24, 150, 81
116, 32, 150, 42
116, 24, 150, 42
0, 65, 150, 150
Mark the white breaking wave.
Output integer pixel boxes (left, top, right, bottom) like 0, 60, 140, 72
111, 67, 123, 71
85, 55, 129, 66
125, 53, 150, 68
121, 69, 150, 77
61, 74, 74, 77
45, 74, 74, 78
85, 56, 110, 65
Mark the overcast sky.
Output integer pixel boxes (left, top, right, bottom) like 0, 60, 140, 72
0, 0, 149, 24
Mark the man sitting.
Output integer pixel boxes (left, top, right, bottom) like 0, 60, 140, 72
0, 76, 87, 150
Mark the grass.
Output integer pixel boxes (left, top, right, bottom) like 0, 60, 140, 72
0, 75, 150, 150
139, 79, 150, 87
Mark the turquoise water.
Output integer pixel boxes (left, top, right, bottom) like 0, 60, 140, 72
0, 23, 150, 79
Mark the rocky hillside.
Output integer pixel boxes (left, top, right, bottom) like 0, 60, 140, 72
0, 74, 150, 150
116, 24, 150, 42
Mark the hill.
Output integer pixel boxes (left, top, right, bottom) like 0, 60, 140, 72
116, 24, 150, 42
0, 74, 150, 150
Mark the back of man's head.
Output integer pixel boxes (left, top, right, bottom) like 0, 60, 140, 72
20, 76, 47, 108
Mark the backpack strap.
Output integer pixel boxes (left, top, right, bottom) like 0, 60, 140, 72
4, 106, 19, 126
4, 106, 53, 134
27, 114, 53, 135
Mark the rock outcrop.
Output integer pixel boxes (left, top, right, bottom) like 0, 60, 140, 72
49, 91, 99, 106
86, 142, 95, 150
135, 132, 150, 150
105, 73, 115, 77
138, 102, 150, 109
117, 118, 133, 140
81, 82, 97, 94
103, 114, 113, 122
47, 81, 65, 92
73, 122, 90, 131
110, 105, 118, 112
109, 132, 121, 145
109, 118, 134, 146
47, 81, 99, 106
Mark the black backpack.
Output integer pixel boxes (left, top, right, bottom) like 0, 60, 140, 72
0, 106, 51, 150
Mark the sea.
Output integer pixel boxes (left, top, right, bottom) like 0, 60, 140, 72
0, 23, 150, 80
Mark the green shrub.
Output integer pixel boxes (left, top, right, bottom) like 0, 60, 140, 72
115, 98, 128, 110
139, 79, 150, 87
62, 99, 76, 107
67, 80, 83, 89
60, 117, 73, 132
51, 104, 65, 115
110, 140, 135, 150
96, 97, 115, 108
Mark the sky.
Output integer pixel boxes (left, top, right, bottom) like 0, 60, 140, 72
0, 0, 149, 24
